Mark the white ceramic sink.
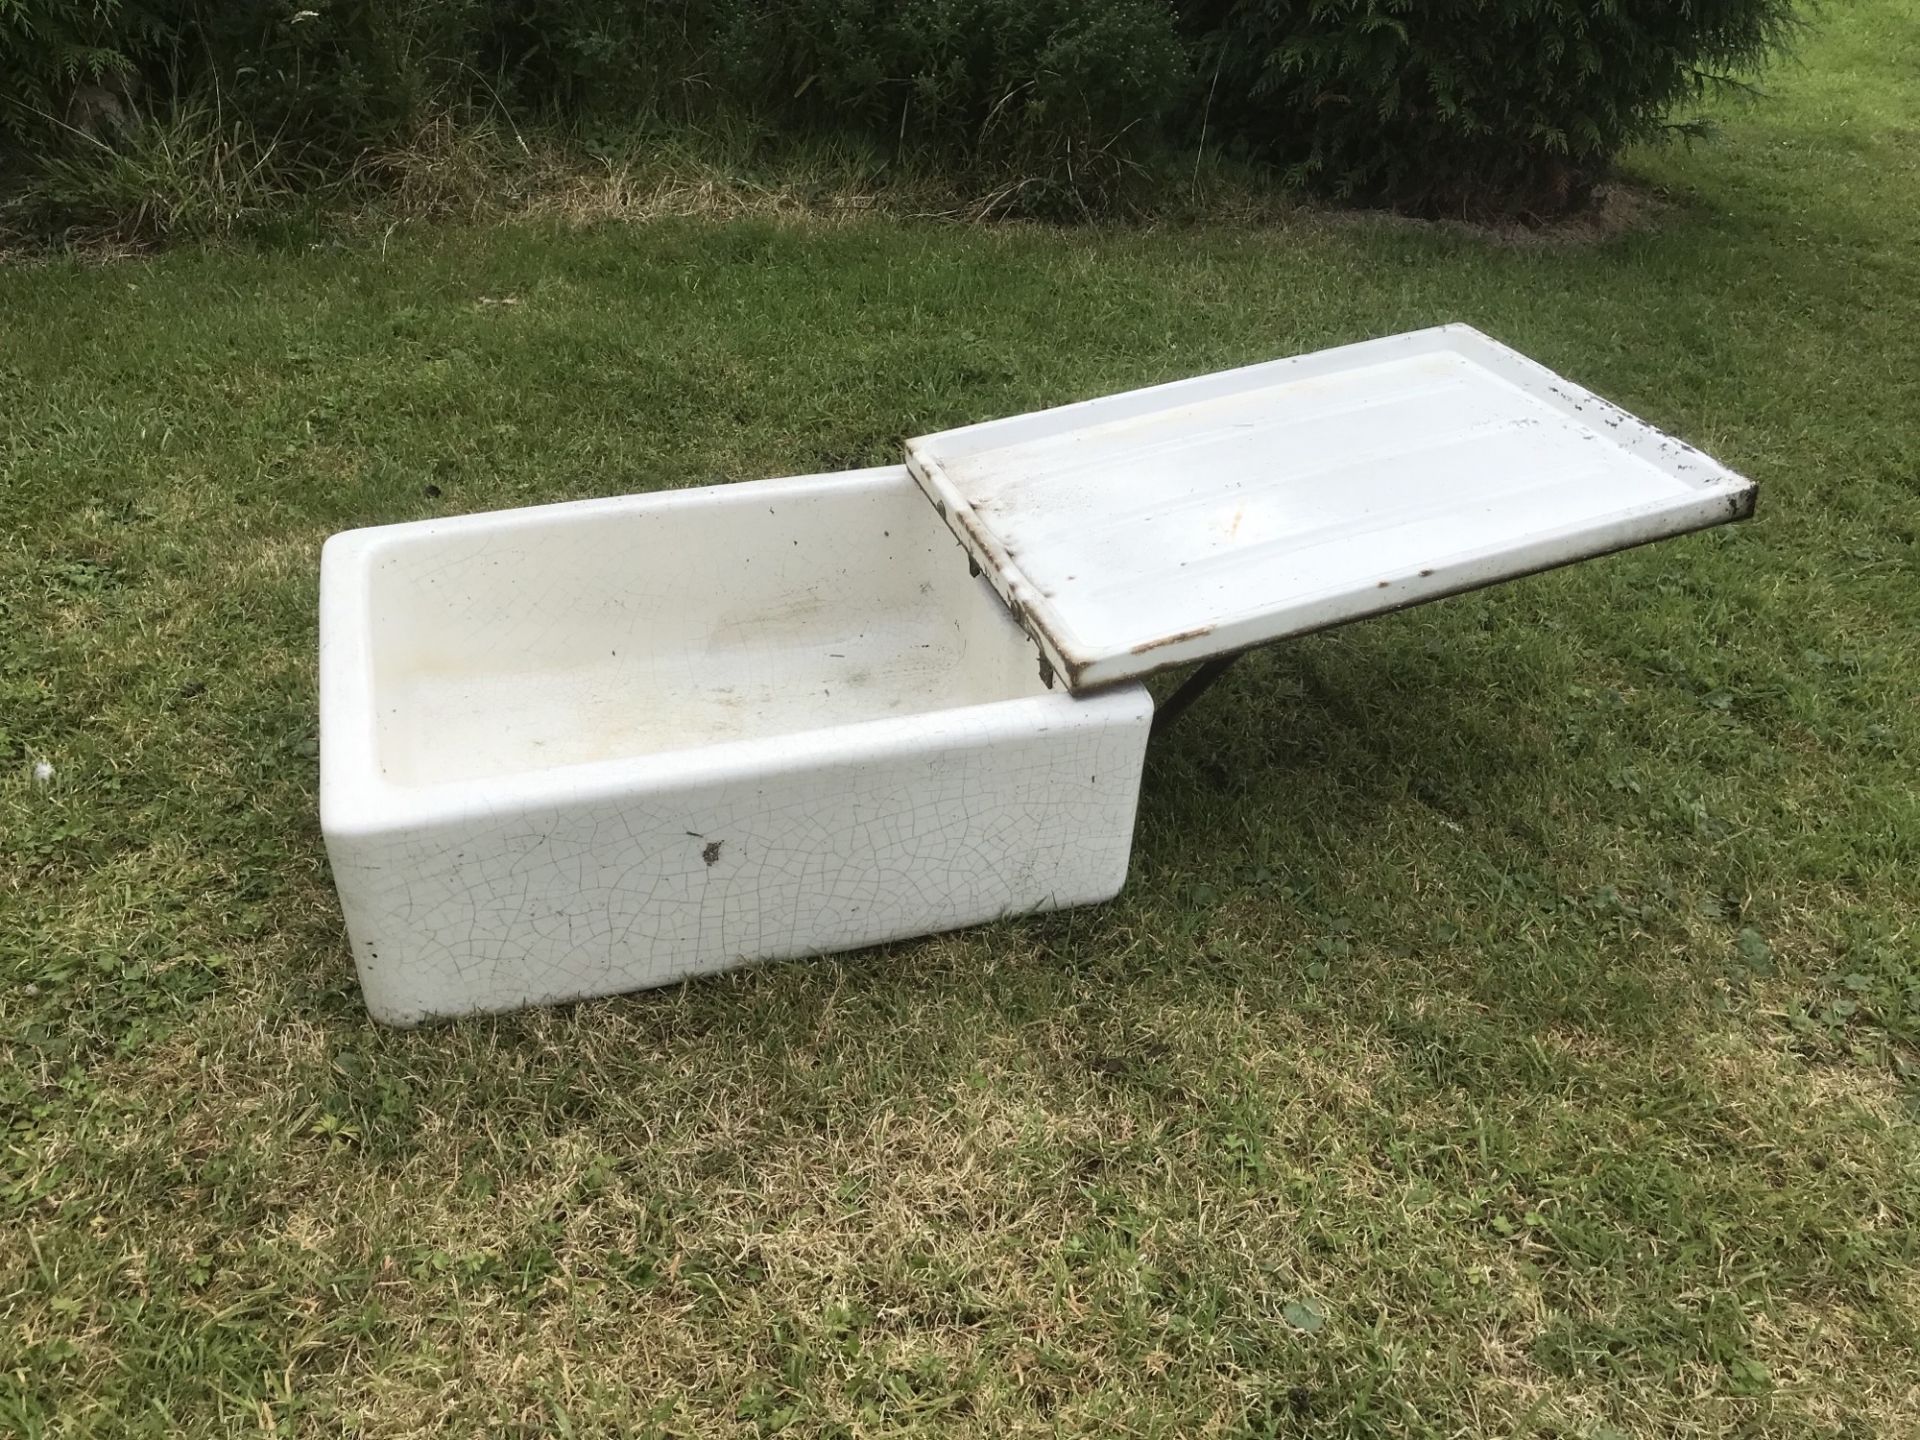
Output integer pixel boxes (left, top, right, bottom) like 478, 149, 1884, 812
321, 466, 1153, 1024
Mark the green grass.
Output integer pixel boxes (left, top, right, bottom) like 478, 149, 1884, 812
3, 3, 1918, 1435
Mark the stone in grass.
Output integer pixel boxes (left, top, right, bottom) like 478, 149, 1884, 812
1737, 928, 1776, 976
1282, 1300, 1326, 1334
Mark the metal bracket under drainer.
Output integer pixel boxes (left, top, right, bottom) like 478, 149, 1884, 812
969, 550, 1242, 740
1149, 653, 1242, 739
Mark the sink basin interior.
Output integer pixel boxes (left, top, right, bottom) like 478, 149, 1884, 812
361, 469, 1049, 788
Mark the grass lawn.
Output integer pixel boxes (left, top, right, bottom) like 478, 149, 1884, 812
3, 4, 1917, 1435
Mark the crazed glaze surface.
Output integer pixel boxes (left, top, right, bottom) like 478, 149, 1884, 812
320, 466, 1153, 1024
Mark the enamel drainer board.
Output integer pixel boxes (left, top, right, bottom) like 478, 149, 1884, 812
907, 324, 1756, 693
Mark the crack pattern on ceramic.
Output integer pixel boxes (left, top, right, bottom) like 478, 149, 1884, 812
321, 466, 1153, 1024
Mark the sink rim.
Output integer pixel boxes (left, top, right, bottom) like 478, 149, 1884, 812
320, 466, 1140, 836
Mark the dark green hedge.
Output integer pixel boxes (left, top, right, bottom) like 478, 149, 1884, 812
1, 0, 1802, 219
1181, 0, 1805, 215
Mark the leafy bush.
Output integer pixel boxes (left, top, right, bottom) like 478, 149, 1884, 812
471, 0, 738, 119
1, 0, 467, 161
719, 0, 1190, 212
2, 0, 1804, 229
443, 0, 1190, 212
0, 0, 150, 148
1180, 0, 1805, 216
169, 1, 467, 161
